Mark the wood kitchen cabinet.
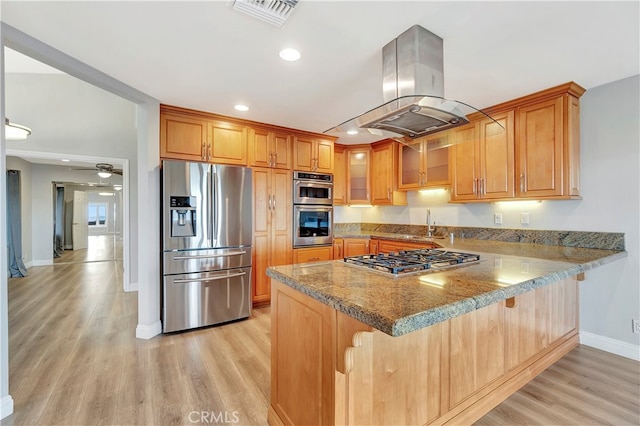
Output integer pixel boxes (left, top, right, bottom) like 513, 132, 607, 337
398, 131, 451, 190
252, 168, 292, 305
269, 275, 579, 426
248, 127, 292, 169
160, 112, 208, 161
450, 110, 515, 202
293, 246, 333, 263
370, 140, 407, 205
207, 120, 248, 165
160, 105, 248, 165
346, 145, 371, 205
333, 144, 346, 205
293, 135, 334, 173
516, 84, 583, 199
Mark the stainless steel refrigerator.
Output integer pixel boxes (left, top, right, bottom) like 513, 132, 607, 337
161, 160, 252, 333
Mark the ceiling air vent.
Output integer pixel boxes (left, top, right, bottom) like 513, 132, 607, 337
232, 0, 299, 28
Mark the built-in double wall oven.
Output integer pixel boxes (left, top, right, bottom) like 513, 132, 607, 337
292, 171, 333, 247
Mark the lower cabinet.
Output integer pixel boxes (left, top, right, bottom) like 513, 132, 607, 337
269, 277, 579, 426
293, 246, 333, 263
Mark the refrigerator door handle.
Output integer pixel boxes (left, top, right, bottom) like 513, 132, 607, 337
173, 271, 247, 283
173, 251, 247, 260
210, 166, 218, 244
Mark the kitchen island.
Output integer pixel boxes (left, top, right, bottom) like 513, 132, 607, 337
266, 238, 625, 425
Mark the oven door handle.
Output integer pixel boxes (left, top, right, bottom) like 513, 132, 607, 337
173, 271, 247, 283
173, 251, 247, 260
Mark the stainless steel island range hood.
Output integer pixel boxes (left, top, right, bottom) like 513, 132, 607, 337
325, 25, 502, 145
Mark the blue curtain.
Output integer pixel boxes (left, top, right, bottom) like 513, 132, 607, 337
7, 170, 28, 277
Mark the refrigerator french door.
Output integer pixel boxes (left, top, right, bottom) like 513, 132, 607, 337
161, 160, 252, 333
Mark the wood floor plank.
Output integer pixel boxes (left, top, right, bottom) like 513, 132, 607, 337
4, 235, 639, 425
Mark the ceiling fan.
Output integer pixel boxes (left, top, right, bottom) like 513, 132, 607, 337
71, 162, 123, 178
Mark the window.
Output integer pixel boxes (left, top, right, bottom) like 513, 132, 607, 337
88, 203, 108, 227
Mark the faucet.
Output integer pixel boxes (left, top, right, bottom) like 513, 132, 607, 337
427, 209, 434, 237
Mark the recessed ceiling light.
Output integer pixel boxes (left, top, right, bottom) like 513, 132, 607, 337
347, 130, 359, 135
61, 159, 70, 162
279, 48, 301, 62
234, 104, 249, 112
99, 192, 114, 196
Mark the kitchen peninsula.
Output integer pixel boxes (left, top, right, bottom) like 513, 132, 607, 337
266, 235, 626, 425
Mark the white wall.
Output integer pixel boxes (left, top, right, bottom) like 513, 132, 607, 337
336, 75, 640, 349
14, 162, 123, 264
5, 156, 32, 267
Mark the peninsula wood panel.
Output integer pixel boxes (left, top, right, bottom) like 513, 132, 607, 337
345, 321, 443, 425
448, 301, 505, 408
270, 281, 336, 426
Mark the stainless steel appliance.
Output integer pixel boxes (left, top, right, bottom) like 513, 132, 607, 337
161, 160, 252, 333
343, 249, 480, 276
293, 171, 333, 205
292, 171, 333, 247
293, 205, 333, 247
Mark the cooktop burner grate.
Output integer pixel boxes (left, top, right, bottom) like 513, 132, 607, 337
343, 249, 480, 275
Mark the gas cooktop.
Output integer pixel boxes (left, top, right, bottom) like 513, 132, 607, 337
343, 248, 481, 276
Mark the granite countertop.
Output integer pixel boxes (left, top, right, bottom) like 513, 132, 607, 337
267, 234, 627, 337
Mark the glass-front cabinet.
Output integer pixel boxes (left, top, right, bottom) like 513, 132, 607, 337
398, 132, 451, 190
346, 145, 371, 204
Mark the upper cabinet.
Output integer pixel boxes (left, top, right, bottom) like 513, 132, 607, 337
449, 82, 584, 202
160, 112, 208, 162
293, 135, 334, 173
398, 132, 451, 190
516, 87, 582, 199
160, 105, 248, 165
249, 127, 292, 169
333, 144, 347, 205
451, 111, 515, 202
207, 120, 248, 165
371, 140, 407, 205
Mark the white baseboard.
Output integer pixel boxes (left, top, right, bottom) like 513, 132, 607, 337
24, 260, 33, 269
0, 395, 14, 419
125, 281, 138, 292
136, 321, 162, 339
580, 330, 640, 361
31, 259, 53, 266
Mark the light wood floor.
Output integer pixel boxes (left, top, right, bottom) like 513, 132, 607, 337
5, 259, 639, 425
54, 234, 123, 264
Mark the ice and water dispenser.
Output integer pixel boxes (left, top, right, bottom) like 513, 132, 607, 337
170, 196, 197, 237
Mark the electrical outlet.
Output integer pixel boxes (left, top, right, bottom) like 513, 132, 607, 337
494, 213, 503, 225
633, 319, 640, 334
520, 212, 530, 225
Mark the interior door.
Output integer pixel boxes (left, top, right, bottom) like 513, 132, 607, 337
72, 190, 88, 250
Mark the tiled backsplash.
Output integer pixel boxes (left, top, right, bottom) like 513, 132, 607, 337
334, 223, 625, 251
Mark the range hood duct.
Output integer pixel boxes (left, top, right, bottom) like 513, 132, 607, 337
325, 25, 502, 145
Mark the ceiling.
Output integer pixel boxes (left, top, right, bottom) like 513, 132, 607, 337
2, 1, 639, 146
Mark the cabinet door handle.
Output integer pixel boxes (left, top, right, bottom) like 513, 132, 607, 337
473, 178, 478, 196
207, 142, 212, 161
520, 173, 525, 193
272, 194, 276, 210
388, 188, 392, 200
269, 152, 273, 167
202, 142, 206, 160
268, 195, 273, 211
309, 257, 320, 261
273, 151, 278, 167
480, 177, 485, 196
